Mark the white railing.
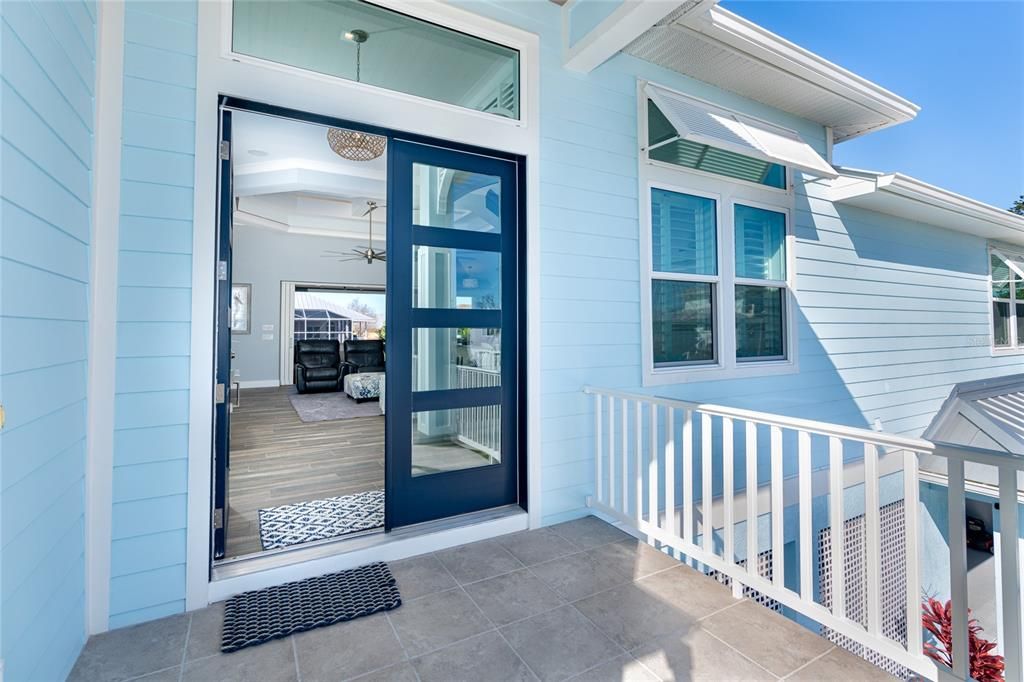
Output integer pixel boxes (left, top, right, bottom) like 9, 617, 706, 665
456, 366, 501, 456
583, 386, 1024, 681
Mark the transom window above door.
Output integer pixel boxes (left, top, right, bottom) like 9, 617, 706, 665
230, 0, 520, 119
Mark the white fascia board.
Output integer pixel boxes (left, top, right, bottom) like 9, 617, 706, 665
682, 6, 919, 141
831, 168, 1024, 243
563, 0, 710, 73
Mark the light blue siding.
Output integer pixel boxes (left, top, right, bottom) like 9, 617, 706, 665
0, 0, 96, 678
109, 0, 196, 629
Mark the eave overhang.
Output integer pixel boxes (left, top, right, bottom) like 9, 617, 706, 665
624, 5, 920, 142
830, 168, 1024, 245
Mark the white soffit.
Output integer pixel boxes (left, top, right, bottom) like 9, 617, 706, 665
625, 6, 920, 142
645, 82, 838, 178
831, 167, 1024, 244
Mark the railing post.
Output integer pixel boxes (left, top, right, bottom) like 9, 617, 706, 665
828, 436, 845, 620
770, 425, 784, 588
608, 396, 616, 512
903, 450, 922, 659
595, 393, 603, 507
864, 444, 882, 637
635, 401, 643, 523
649, 404, 659, 529
947, 458, 969, 680
798, 430, 812, 601
621, 398, 629, 515
746, 421, 758, 581
665, 408, 676, 537
998, 465, 1022, 682
702, 412, 713, 555
683, 410, 694, 544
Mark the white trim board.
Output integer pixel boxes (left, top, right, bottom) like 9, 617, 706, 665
209, 509, 528, 602
85, 0, 125, 636
188, 0, 542, 611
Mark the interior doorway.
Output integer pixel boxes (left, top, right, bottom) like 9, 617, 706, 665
215, 108, 389, 560
212, 99, 525, 566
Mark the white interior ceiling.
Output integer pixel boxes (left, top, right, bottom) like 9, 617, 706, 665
231, 110, 386, 242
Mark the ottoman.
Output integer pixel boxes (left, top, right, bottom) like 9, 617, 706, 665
344, 371, 384, 403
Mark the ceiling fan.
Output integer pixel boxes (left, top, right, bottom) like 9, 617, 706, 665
322, 201, 386, 264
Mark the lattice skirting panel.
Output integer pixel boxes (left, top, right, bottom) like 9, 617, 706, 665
707, 549, 782, 613
818, 499, 909, 679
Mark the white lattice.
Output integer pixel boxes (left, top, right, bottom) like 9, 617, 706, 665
818, 499, 909, 678
707, 549, 782, 612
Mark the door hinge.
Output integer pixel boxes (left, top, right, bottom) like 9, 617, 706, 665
217, 260, 228, 281
215, 383, 226, 404
0, 404, 5, 430
213, 508, 224, 530
219, 140, 230, 160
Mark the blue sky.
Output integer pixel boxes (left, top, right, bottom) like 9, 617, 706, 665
722, 1, 1023, 208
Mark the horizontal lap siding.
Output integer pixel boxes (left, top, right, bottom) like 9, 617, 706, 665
0, 0, 95, 679
109, 0, 196, 630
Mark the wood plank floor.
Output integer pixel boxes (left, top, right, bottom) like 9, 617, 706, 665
224, 386, 384, 559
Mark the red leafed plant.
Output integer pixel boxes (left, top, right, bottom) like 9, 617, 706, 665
921, 597, 1005, 682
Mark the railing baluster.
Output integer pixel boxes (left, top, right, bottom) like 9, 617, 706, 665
798, 430, 812, 601
621, 398, 629, 515
595, 393, 603, 506
770, 425, 784, 588
948, 458, 969, 679
903, 449, 921, 658
864, 443, 881, 637
635, 401, 643, 522
649, 404, 659, 528
746, 421, 758, 580
608, 397, 616, 512
723, 417, 735, 568
702, 412, 713, 555
998, 465, 1022, 682
829, 436, 845, 619
665, 408, 676, 538
683, 410, 694, 544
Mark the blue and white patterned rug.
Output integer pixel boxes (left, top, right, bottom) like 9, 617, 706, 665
257, 489, 385, 550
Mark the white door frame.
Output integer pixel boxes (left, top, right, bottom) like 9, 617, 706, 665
187, 1, 541, 611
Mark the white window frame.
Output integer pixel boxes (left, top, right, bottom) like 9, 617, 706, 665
639, 82, 799, 386
989, 245, 1024, 355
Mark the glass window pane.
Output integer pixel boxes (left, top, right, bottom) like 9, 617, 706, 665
652, 280, 715, 366
413, 245, 500, 309
651, 188, 717, 276
412, 406, 501, 477
736, 285, 785, 360
1017, 304, 1024, 347
232, 1, 519, 119
647, 101, 786, 190
412, 164, 501, 232
994, 301, 1011, 346
734, 204, 786, 281
413, 328, 501, 391
993, 253, 1013, 298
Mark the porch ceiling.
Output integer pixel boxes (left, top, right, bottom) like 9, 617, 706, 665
623, 5, 919, 142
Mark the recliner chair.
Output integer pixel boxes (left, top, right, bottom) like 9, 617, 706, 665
294, 339, 345, 394
341, 339, 385, 376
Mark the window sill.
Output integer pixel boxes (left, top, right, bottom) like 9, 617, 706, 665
643, 359, 798, 386
992, 347, 1024, 357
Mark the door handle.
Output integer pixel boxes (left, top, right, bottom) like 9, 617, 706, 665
232, 381, 241, 408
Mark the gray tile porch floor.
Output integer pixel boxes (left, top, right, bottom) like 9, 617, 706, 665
69, 517, 894, 682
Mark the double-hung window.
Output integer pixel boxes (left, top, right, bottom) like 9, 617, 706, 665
639, 82, 825, 384
990, 247, 1024, 351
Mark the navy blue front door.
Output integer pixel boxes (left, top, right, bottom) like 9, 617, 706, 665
386, 140, 520, 528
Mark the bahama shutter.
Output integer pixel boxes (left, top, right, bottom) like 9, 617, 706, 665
645, 82, 838, 179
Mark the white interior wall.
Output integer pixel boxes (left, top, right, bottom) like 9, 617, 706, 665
231, 224, 385, 385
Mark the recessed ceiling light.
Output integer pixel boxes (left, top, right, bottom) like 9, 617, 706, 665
247, 149, 268, 157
